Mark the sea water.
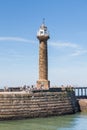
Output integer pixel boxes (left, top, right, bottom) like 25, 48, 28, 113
0, 112, 87, 130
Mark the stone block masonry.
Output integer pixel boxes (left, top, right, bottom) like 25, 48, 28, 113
78, 99, 87, 112
0, 91, 78, 120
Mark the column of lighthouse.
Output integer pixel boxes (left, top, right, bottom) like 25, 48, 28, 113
37, 23, 50, 89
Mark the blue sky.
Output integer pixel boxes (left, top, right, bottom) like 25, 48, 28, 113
0, 0, 87, 88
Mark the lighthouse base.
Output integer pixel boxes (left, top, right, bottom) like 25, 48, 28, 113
37, 80, 50, 90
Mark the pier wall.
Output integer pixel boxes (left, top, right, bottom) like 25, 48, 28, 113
78, 99, 87, 112
0, 91, 78, 120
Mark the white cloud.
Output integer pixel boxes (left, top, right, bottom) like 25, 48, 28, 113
71, 50, 87, 56
0, 37, 36, 43
49, 41, 78, 48
49, 41, 87, 57
0, 37, 87, 57
0, 37, 79, 49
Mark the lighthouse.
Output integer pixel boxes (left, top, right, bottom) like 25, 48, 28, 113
37, 22, 50, 89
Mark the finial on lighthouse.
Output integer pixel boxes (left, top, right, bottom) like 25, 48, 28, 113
42, 18, 45, 25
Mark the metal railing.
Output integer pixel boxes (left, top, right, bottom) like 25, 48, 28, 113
73, 87, 87, 98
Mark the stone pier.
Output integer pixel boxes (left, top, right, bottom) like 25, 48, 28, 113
78, 99, 87, 112
0, 90, 78, 120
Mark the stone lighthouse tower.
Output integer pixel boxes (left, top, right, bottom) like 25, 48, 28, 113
37, 22, 50, 89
